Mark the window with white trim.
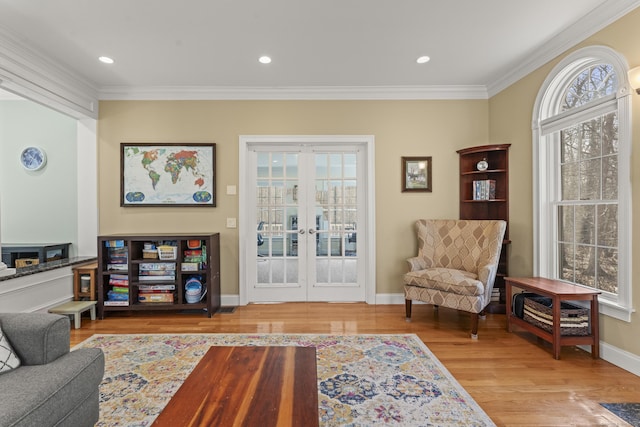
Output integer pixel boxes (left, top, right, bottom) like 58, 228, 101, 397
533, 46, 633, 321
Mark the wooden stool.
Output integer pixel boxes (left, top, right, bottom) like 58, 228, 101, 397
49, 301, 97, 329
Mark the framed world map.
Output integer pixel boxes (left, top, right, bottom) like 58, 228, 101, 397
121, 142, 216, 207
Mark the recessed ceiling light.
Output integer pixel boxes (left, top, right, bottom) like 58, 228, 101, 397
416, 56, 431, 64
99, 56, 114, 64
258, 56, 272, 64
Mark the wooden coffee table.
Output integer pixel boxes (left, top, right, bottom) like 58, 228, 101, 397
152, 346, 319, 426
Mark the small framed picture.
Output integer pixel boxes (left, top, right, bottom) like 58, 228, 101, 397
402, 156, 432, 192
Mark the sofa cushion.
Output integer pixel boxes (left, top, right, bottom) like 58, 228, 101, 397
403, 267, 484, 296
0, 325, 21, 374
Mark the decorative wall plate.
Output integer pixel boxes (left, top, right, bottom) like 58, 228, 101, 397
20, 146, 47, 171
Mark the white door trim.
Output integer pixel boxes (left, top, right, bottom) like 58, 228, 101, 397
238, 135, 376, 305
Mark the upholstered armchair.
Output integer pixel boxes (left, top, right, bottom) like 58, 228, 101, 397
404, 219, 507, 338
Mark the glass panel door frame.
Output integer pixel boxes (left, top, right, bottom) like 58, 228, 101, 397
238, 135, 376, 305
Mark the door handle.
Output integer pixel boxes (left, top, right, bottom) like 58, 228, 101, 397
298, 229, 306, 234
308, 229, 316, 234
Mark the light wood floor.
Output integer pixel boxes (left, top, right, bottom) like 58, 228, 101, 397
70, 303, 639, 427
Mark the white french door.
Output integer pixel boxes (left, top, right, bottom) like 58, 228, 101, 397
240, 136, 375, 304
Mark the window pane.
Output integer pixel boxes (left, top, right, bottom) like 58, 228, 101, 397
561, 163, 579, 200
316, 180, 329, 204
574, 245, 595, 288
257, 152, 269, 178
580, 118, 601, 160
286, 153, 298, 177
597, 247, 618, 293
344, 153, 357, 178
574, 205, 595, 245
561, 126, 580, 163
602, 112, 618, 155
330, 154, 342, 178
579, 159, 601, 200
271, 153, 284, 177
597, 205, 617, 247
558, 206, 573, 243
316, 154, 328, 178
558, 243, 574, 282
602, 155, 617, 199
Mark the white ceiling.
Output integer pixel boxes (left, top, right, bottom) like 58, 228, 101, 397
0, 0, 639, 99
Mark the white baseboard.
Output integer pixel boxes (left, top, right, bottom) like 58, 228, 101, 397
579, 342, 640, 377
221, 294, 240, 307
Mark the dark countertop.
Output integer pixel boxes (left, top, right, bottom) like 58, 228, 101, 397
0, 256, 98, 282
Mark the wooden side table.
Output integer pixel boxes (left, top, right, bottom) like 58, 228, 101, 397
73, 261, 98, 301
505, 277, 600, 359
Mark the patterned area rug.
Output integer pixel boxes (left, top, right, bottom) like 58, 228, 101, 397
601, 403, 640, 427
74, 333, 495, 426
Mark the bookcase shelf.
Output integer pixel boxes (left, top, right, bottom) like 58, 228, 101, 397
97, 233, 220, 319
457, 144, 510, 313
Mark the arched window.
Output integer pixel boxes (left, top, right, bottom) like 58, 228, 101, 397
533, 46, 633, 321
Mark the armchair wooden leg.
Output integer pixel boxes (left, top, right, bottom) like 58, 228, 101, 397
471, 313, 479, 339
405, 299, 412, 322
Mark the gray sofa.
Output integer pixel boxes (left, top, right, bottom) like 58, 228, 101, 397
0, 313, 104, 427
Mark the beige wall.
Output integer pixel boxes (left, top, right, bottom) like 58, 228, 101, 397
98, 100, 489, 297
489, 8, 640, 356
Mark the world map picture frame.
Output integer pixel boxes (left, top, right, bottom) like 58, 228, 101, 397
120, 142, 216, 207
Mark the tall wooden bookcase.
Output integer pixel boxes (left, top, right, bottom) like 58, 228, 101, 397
457, 144, 510, 313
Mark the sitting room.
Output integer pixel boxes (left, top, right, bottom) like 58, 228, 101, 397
1, 2, 640, 426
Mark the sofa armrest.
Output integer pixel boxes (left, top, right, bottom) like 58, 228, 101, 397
0, 313, 70, 365
406, 256, 428, 272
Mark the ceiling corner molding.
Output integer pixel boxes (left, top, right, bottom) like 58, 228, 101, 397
0, 26, 99, 119
486, 0, 640, 98
98, 84, 489, 101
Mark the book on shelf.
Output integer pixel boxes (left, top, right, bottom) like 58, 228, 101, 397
138, 293, 174, 303
139, 263, 176, 271
138, 275, 175, 281
139, 270, 176, 277
109, 278, 129, 286
107, 264, 128, 271
104, 240, 125, 248
472, 179, 496, 200
138, 284, 176, 291
104, 300, 129, 306
109, 274, 128, 280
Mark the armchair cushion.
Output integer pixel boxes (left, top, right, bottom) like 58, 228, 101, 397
404, 267, 482, 296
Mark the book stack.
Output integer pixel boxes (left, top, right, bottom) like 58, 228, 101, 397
472, 180, 496, 200
103, 240, 129, 306
137, 262, 176, 303
490, 288, 500, 303
105, 240, 128, 272
105, 274, 129, 306
182, 243, 207, 271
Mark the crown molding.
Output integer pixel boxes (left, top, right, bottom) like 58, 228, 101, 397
3, 0, 640, 106
97, 84, 489, 101
0, 26, 99, 118
487, 0, 640, 97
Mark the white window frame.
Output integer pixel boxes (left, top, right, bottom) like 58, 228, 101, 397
532, 46, 634, 322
